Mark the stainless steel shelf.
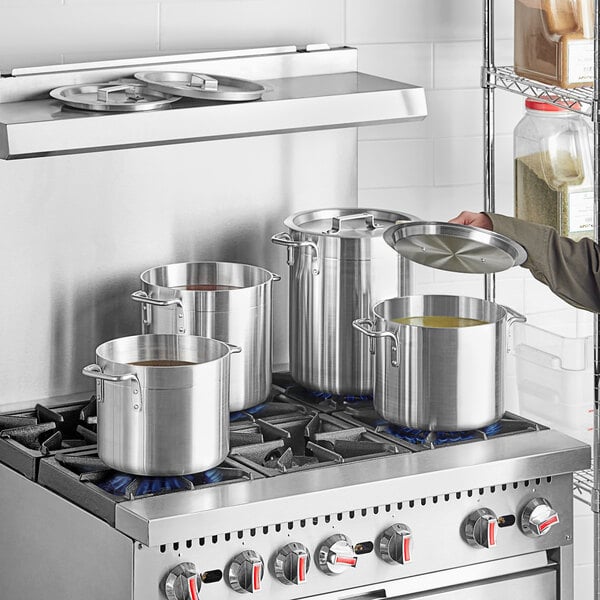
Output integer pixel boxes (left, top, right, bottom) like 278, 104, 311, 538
0, 47, 427, 159
574, 468, 594, 506
490, 66, 594, 117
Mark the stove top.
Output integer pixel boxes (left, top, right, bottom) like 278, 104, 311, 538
0, 373, 559, 525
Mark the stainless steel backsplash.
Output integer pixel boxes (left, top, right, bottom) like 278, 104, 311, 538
0, 128, 357, 406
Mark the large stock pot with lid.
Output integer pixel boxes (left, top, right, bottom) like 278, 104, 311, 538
272, 208, 418, 396
131, 261, 279, 411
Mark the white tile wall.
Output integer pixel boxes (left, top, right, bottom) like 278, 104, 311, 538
0, 0, 593, 594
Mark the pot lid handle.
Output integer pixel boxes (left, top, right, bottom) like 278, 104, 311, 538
190, 73, 219, 91
97, 85, 140, 103
326, 212, 382, 234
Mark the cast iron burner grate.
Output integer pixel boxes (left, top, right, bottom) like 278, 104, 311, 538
385, 421, 503, 446
97, 468, 225, 497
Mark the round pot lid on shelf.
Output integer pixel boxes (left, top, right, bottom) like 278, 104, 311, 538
49, 81, 181, 112
383, 221, 527, 274
133, 71, 265, 101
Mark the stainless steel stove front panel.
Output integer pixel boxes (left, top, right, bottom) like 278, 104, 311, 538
131, 473, 572, 599
115, 429, 589, 546
0, 462, 134, 600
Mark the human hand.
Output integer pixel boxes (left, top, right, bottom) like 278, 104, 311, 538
449, 211, 493, 230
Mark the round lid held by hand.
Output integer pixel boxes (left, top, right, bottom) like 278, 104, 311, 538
383, 221, 527, 274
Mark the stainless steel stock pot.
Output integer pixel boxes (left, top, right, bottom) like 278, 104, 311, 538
131, 262, 279, 411
353, 295, 526, 431
82, 334, 237, 476
272, 208, 418, 396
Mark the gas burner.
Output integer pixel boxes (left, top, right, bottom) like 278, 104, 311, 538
385, 421, 503, 446
230, 403, 268, 422
310, 390, 373, 403
282, 384, 373, 413
96, 468, 225, 497
37, 449, 260, 524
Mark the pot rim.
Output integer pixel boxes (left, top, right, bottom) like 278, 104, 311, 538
139, 260, 277, 294
95, 333, 232, 370
372, 294, 509, 328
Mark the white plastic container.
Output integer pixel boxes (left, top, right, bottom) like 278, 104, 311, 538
513, 322, 593, 444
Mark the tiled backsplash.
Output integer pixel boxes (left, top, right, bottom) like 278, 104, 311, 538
0, 0, 593, 593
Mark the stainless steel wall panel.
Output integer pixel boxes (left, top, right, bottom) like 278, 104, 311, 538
0, 128, 357, 406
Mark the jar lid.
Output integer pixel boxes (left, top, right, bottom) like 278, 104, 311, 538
284, 208, 419, 239
134, 71, 265, 102
383, 221, 527, 274
525, 97, 581, 112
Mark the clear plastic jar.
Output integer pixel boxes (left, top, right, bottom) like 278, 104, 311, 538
514, 0, 593, 88
514, 98, 593, 241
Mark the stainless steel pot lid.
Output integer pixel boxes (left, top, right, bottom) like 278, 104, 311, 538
134, 71, 265, 101
285, 208, 419, 239
383, 221, 527, 273
50, 81, 180, 112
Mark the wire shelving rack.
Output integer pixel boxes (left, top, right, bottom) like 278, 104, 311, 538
482, 1, 599, 597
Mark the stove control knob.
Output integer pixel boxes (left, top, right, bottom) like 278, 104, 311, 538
165, 563, 201, 600
228, 550, 264, 594
273, 542, 310, 585
317, 534, 358, 575
379, 523, 413, 564
521, 498, 560, 537
463, 508, 498, 549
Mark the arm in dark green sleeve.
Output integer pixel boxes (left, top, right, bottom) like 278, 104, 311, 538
486, 213, 600, 312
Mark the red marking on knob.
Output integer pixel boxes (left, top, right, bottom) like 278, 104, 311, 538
187, 576, 199, 600
298, 555, 306, 583
539, 514, 559, 532
403, 535, 412, 563
488, 519, 496, 547
252, 563, 261, 592
335, 556, 357, 566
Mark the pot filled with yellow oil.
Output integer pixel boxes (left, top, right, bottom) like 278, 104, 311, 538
352, 295, 525, 431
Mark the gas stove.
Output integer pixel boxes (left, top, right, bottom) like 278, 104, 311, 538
0, 375, 590, 600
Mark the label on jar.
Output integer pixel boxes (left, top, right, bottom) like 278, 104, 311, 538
567, 189, 594, 235
567, 39, 594, 84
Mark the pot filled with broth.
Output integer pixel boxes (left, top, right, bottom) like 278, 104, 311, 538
82, 333, 238, 476
130, 262, 279, 411
353, 295, 526, 431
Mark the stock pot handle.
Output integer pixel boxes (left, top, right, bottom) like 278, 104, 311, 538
327, 212, 381, 233
131, 290, 186, 332
352, 319, 400, 368
226, 343, 242, 354
131, 290, 182, 307
503, 306, 527, 328
271, 232, 320, 276
82, 364, 143, 410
